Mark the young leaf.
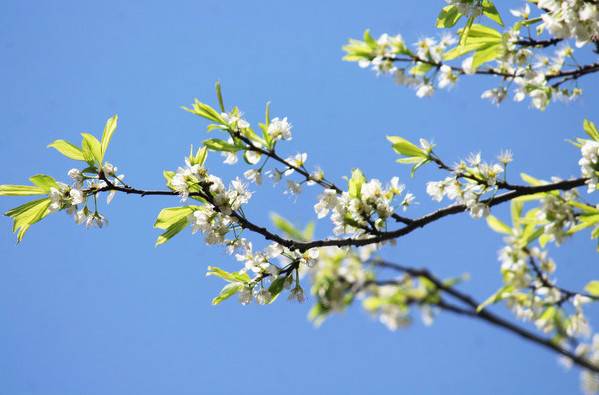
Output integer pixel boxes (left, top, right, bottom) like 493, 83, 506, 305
154, 206, 197, 229
100, 115, 118, 158
456, 15, 475, 56
583, 119, 599, 142
363, 29, 377, 48
348, 169, 366, 198
486, 215, 513, 235
436, 5, 463, 28
520, 173, 544, 186
387, 136, 426, 158
5, 197, 52, 243
155, 217, 189, 246
408, 62, 434, 75
182, 99, 225, 124
0, 185, 46, 196
207, 266, 250, 283
29, 175, 58, 191
47, 140, 85, 161
81, 133, 103, 165
471, 43, 502, 69
267, 277, 287, 303
481, 1, 504, 26
270, 212, 308, 241
212, 283, 243, 305
194, 146, 209, 167
584, 280, 599, 297
215, 81, 225, 113
203, 138, 242, 153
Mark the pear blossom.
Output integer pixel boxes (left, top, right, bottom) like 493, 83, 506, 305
267, 117, 292, 141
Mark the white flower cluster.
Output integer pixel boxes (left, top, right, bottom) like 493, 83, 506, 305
47, 166, 120, 229
576, 334, 599, 395
230, 240, 317, 305
426, 154, 504, 219
481, 43, 581, 109
308, 246, 372, 316
315, 176, 413, 236
267, 117, 292, 141
497, 241, 594, 343
221, 111, 250, 130
538, 0, 599, 47
48, 179, 85, 215
350, 1, 596, 110
579, 139, 599, 192
171, 157, 208, 202
536, 192, 577, 245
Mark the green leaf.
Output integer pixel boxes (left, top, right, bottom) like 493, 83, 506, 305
81, 133, 103, 165
514, 17, 542, 30
445, 24, 502, 59
482, 1, 504, 26
155, 217, 189, 246
215, 80, 225, 113
363, 29, 377, 48
568, 201, 599, 213
436, 5, 463, 28
203, 138, 241, 153
267, 277, 287, 303
408, 62, 434, 75
522, 227, 544, 247
207, 266, 250, 283
477, 284, 514, 312
511, 200, 523, 229
154, 206, 197, 229
212, 283, 243, 305
303, 221, 316, 240
442, 273, 470, 288
270, 212, 308, 241
520, 173, 544, 186
5, 197, 52, 243
387, 136, 426, 158
0, 185, 46, 196
193, 146, 208, 167
457, 15, 475, 55
410, 158, 431, 177
348, 169, 366, 198
100, 115, 117, 159
486, 215, 513, 235
182, 99, 225, 124
47, 140, 85, 161
584, 280, 599, 296
584, 119, 599, 142
29, 174, 58, 191
472, 43, 502, 69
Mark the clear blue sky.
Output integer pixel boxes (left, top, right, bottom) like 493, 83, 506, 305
1, 1, 598, 394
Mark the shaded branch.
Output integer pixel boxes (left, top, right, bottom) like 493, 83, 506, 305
372, 260, 599, 374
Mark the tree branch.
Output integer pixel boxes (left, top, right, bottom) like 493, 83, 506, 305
93, 174, 587, 252
372, 260, 599, 374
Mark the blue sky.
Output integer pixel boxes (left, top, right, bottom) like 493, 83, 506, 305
1, 1, 598, 394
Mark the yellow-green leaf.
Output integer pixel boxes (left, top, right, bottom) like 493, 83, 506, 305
0, 185, 46, 196
100, 115, 118, 158
436, 5, 463, 28
584, 280, 599, 296
47, 140, 85, 161
482, 1, 504, 26
487, 216, 513, 235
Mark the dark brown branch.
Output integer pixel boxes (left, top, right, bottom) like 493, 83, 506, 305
373, 260, 599, 374
93, 174, 587, 252
516, 38, 563, 48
